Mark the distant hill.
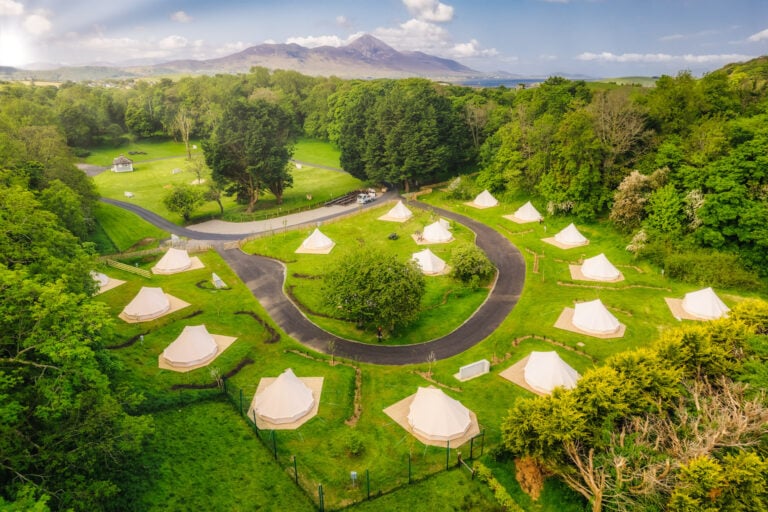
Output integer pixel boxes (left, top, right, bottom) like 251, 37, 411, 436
143, 34, 480, 80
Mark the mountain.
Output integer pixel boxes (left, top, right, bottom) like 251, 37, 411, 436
146, 34, 480, 80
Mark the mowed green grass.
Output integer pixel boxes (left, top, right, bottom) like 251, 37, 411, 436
83, 138, 202, 167
242, 201, 490, 344
292, 136, 342, 168
91, 139, 362, 225
94, 201, 169, 252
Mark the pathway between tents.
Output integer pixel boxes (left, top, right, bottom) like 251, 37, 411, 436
102, 196, 526, 365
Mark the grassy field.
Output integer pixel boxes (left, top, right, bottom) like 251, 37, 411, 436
91, 140, 767, 511
242, 201, 489, 344
83, 138, 203, 167
90, 138, 362, 225
93, 201, 169, 252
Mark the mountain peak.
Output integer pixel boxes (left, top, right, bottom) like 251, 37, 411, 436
346, 34, 397, 58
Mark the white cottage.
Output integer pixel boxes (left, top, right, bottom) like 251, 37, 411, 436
112, 155, 134, 172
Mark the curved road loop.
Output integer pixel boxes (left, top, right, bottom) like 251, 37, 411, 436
102, 197, 526, 365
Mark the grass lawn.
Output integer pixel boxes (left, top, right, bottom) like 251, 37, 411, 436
292, 136, 342, 168
93, 201, 169, 252
90, 139, 362, 225
241, 201, 490, 344
97, 249, 587, 511
83, 138, 203, 167
97, 182, 763, 511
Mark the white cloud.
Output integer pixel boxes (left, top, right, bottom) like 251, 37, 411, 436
0, 0, 23, 16
336, 15, 350, 28
286, 34, 351, 48
577, 51, 754, 64
214, 41, 250, 55
450, 39, 497, 58
23, 13, 51, 35
748, 28, 768, 42
403, 0, 454, 23
171, 11, 192, 23
158, 35, 189, 50
659, 34, 684, 42
374, 18, 496, 61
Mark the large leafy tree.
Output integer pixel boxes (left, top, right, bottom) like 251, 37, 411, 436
203, 98, 294, 211
324, 249, 425, 330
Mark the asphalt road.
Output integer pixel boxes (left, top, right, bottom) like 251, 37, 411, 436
104, 196, 526, 365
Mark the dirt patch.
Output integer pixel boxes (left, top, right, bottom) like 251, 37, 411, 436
515, 456, 548, 500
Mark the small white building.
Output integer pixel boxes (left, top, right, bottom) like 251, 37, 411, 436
112, 155, 134, 172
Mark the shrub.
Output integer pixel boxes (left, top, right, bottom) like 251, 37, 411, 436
451, 243, 496, 285
664, 249, 760, 290
345, 430, 365, 457
474, 462, 525, 512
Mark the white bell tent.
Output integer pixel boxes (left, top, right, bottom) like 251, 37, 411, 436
296, 228, 335, 254
472, 189, 499, 208
513, 201, 543, 222
524, 351, 581, 394
572, 299, 621, 334
161, 325, 218, 368
682, 287, 730, 320
412, 248, 447, 275
152, 248, 193, 275
384, 200, 413, 221
407, 387, 472, 442
422, 221, 453, 243
554, 223, 589, 247
121, 287, 171, 322
252, 369, 315, 425
581, 253, 621, 281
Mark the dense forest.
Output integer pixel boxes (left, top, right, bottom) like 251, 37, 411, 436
1, 57, 768, 509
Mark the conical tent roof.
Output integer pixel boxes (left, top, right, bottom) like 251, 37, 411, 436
412, 248, 447, 275
682, 287, 730, 320
253, 368, 315, 424
581, 253, 621, 281
407, 387, 471, 442
162, 325, 218, 368
152, 248, 192, 274
122, 287, 170, 321
524, 351, 581, 394
572, 299, 621, 334
514, 201, 543, 222
422, 221, 453, 243
299, 228, 334, 250
387, 200, 413, 220
473, 189, 498, 207
555, 223, 588, 246
438, 218, 451, 230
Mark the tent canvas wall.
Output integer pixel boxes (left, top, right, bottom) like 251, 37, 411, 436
572, 299, 621, 334
253, 368, 315, 424
121, 287, 171, 321
555, 223, 588, 246
412, 248, 447, 275
581, 253, 621, 281
524, 351, 581, 394
162, 325, 218, 368
296, 228, 335, 253
152, 248, 192, 275
407, 387, 471, 442
513, 201, 543, 222
473, 189, 498, 207
682, 287, 730, 320
422, 221, 453, 243
386, 200, 413, 220
91, 271, 109, 287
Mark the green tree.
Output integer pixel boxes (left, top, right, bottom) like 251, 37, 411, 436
450, 243, 495, 285
162, 184, 205, 221
643, 184, 685, 239
324, 249, 425, 330
203, 98, 294, 211
39, 179, 89, 240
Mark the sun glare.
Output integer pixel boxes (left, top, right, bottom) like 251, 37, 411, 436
0, 27, 31, 67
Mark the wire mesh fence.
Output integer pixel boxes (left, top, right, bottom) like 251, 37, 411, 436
221, 377, 485, 511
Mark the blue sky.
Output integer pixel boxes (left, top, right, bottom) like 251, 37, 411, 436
1, 0, 766, 77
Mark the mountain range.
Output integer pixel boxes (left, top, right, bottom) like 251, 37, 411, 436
2, 35, 502, 82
